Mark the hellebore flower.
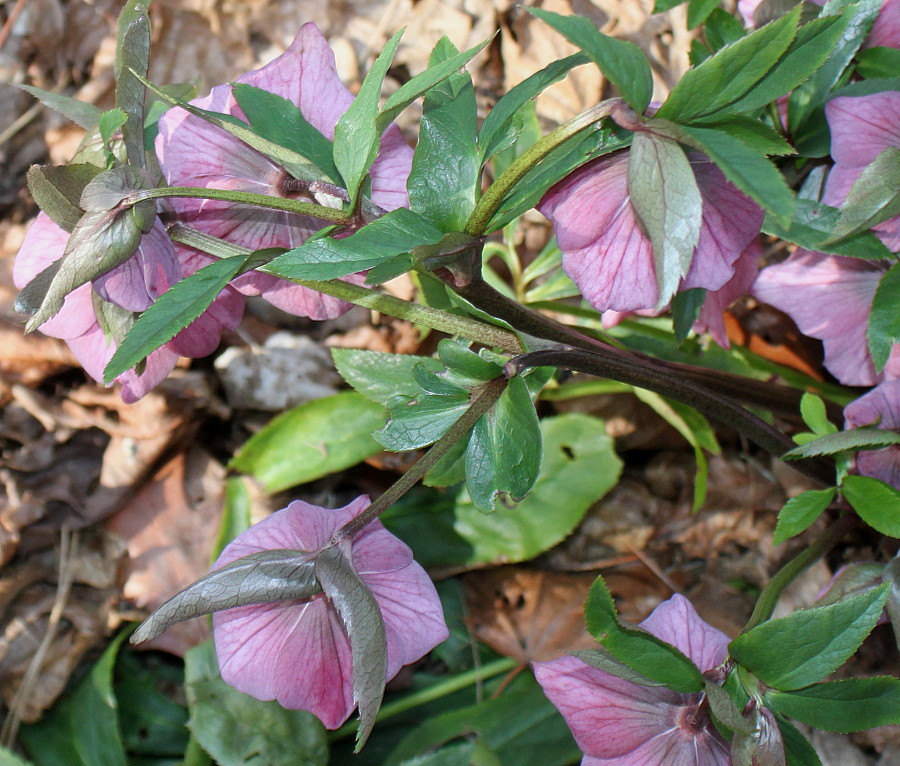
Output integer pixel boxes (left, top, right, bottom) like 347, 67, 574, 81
539, 150, 763, 314
13, 213, 243, 401
211, 496, 449, 729
534, 594, 731, 766
156, 23, 414, 319
845, 379, 900, 489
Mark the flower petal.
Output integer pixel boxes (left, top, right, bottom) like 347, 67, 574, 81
637, 594, 730, 673
825, 92, 900, 170
694, 241, 760, 348
845, 379, 900, 489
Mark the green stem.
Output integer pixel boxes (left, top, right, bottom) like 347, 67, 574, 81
466, 99, 622, 236
166, 223, 522, 353
334, 376, 508, 541
742, 513, 858, 633
134, 187, 352, 225
328, 656, 519, 742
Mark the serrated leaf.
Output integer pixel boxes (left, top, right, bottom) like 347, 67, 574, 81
628, 132, 703, 308
15, 260, 62, 317
377, 393, 471, 451
783, 427, 900, 460
700, 116, 796, 156
479, 53, 588, 163
231, 391, 386, 492
184, 641, 327, 766
104, 255, 245, 381
333, 29, 403, 205
465, 375, 541, 512
765, 677, 900, 731
831, 147, 900, 240
332, 348, 445, 405
856, 45, 900, 79
841, 475, 900, 538
17, 84, 103, 129
656, 6, 800, 123
526, 8, 653, 112
572, 648, 666, 687
773, 488, 836, 545
687, 0, 722, 29
131, 550, 321, 644
316, 543, 387, 751
115, 1, 151, 165
869, 262, 900, 371
269, 208, 444, 281
704, 9, 746, 51
729, 584, 890, 689
26, 164, 100, 232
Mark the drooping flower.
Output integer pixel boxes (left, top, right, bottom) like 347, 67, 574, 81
534, 594, 732, 766
539, 149, 763, 314
211, 496, 448, 729
13, 213, 243, 401
845, 379, 900, 489
155, 23, 414, 319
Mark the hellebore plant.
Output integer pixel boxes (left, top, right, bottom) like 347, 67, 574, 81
12, 0, 900, 763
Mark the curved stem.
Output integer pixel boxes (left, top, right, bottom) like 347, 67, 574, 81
466, 99, 622, 236
167, 223, 522, 353
742, 513, 858, 633
134, 187, 352, 224
334, 376, 509, 541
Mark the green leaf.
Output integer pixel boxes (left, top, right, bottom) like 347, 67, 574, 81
19, 630, 130, 766
773, 487, 837, 545
332, 348, 445, 405
377, 392, 471, 451
385, 676, 580, 766
585, 576, 706, 692
729, 584, 890, 689
0, 747, 33, 766
721, 14, 849, 117
762, 198, 892, 259
104, 255, 246, 381
316, 544, 387, 751
465, 375, 542, 512
184, 641, 328, 766
699, 116, 795, 156
438, 339, 503, 383
831, 147, 900, 240
115, 1, 151, 166
687, 0, 722, 29
526, 7, 653, 112
653, 0, 686, 10
766, 677, 900, 731
783, 427, 900, 460
789, 0, 881, 156
869, 262, 900, 371
628, 132, 703, 308
656, 6, 800, 123
479, 54, 588, 163
730, 707, 786, 766
703, 9, 746, 51
17, 84, 103, 129
214, 476, 252, 562
231, 391, 386, 492
573, 648, 666, 687
98, 108, 128, 161
382, 413, 623, 567
800, 392, 836, 435
333, 29, 403, 204
231, 83, 341, 183
856, 45, 900, 78
269, 208, 444, 281
776, 715, 823, 766
26, 163, 100, 232
407, 38, 480, 231
842, 475, 900, 538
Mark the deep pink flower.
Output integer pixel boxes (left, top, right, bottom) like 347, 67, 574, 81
539, 150, 763, 314
211, 496, 448, 729
534, 594, 731, 766
693, 241, 760, 348
155, 23, 414, 319
845, 379, 900, 489
752, 250, 900, 386
14, 213, 243, 401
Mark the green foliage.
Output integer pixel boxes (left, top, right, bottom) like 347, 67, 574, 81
773, 488, 837, 545
841, 476, 900, 538
766, 678, 900, 732
869, 262, 900, 372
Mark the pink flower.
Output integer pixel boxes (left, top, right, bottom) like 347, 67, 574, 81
693, 241, 760, 348
539, 150, 763, 314
155, 23, 414, 319
845, 379, 900, 489
822, 91, 900, 253
211, 496, 448, 729
534, 594, 732, 766
14, 213, 243, 401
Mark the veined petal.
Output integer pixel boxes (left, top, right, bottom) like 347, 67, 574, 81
845, 379, 900, 489
826, 92, 900, 170
694, 241, 760, 348
638, 594, 730, 673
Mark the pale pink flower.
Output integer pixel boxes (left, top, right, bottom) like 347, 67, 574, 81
845, 379, 900, 489
534, 594, 731, 766
156, 23, 413, 319
212, 496, 448, 729
539, 150, 762, 314
14, 213, 243, 401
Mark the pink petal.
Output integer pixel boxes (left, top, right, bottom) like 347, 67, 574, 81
694, 241, 760, 348
845, 379, 900, 489
752, 250, 887, 386
166, 285, 244, 357
825, 92, 900, 170
823, 164, 900, 254
638, 594, 730, 673
867, 0, 900, 49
